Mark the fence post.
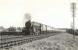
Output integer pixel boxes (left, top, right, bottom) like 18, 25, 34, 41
40, 24, 42, 34
46, 25, 47, 34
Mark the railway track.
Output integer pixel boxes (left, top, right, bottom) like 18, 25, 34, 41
0, 33, 59, 49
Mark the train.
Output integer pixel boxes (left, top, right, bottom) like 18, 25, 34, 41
0, 20, 64, 35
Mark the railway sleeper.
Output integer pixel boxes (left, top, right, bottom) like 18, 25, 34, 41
0, 34, 52, 49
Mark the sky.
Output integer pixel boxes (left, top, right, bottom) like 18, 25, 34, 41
0, 0, 78, 28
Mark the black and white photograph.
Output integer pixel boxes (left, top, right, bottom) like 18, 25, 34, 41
0, 0, 78, 50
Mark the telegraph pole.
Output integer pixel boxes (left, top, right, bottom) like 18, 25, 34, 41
71, 2, 76, 39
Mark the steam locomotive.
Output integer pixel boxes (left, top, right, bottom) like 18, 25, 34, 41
22, 20, 42, 35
